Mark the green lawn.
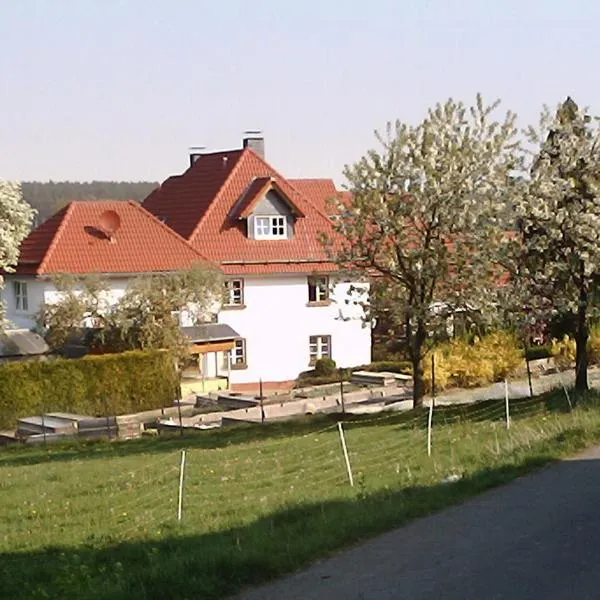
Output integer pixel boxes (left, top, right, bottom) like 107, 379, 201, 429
2, 388, 600, 599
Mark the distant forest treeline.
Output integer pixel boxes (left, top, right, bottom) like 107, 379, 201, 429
22, 181, 159, 225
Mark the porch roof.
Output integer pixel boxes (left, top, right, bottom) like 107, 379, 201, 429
181, 324, 240, 344
0, 329, 50, 358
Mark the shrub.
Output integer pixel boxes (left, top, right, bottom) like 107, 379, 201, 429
425, 331, 523, 392
0, 350, 179, 430
551, 336, 576, 370
589, 325, 600, 365
295, 367, 351, 388
363, 361, 412, 374
314, 358, 337, 377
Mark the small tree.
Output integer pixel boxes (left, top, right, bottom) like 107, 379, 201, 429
514, 97, 600, 392
36, 274, 108, 350
326, 96, 520, 406
102, 264, 223, 356
0, 180, 36, 330
37, 264, 224, 357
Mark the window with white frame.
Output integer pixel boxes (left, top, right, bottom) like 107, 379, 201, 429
225, 338, 247, 369
13, 281, 28, 311
309, 335, 331, 364
308, 276, 329, 303
224, 279, 244, 306
254, 215, 286, 239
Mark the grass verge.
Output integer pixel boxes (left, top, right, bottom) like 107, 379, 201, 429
1, 388, 600, 599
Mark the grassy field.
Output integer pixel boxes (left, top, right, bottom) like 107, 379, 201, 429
2, 388, 600, 599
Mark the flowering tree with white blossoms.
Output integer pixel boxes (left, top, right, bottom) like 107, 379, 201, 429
327, 96, 520, 406
0, 180, 36, 330
514, 97, 600, 392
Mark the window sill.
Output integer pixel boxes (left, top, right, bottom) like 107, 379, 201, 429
230, 363, 248, 371
221, 304, 247, 311
306, 300, 332, 307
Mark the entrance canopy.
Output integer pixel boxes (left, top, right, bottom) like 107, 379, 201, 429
0, 329, 49, 359
181, 324, 240, 354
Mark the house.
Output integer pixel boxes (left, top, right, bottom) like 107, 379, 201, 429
143, 135, 370, 391
1, 200, 243, 385
3, 135, 371, 392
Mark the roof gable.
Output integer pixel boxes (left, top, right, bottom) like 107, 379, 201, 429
232, 177, 305, 220
143, 148, 342, 274
16, 201, 212, 275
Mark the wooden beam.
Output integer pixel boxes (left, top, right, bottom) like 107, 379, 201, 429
188, 341, 234, 354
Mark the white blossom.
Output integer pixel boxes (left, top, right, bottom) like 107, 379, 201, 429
326, 95, 520, 405
0, 180, 36, 329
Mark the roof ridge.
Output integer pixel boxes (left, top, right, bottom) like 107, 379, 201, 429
37, 203, 75, 275
127, 201, 212, 263
188, 149, 249, 243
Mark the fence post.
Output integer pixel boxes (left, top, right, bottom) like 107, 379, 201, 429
40, 396, 47, 446
177, 449, 187, 522
177, 399, 184, 437
337, 422, 354, 487
504, 379, 510, 429
431, 353, 436, 400
339, 369, 346, 414
427, 353, 436, 457
427, 399, 434, 457
560, 376, 573, 412
103, 395, 112, 440
259, 379, 265, 423
525, 352, 534, 398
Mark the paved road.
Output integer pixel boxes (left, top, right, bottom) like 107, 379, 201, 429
237, 445, 600, 600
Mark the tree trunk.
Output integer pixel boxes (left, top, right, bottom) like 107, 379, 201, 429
575, 278, 589, 392
410, 318, 427, 408
412, 355, 425, 408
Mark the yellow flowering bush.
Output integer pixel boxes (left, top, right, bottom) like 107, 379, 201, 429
425, 331, 523, 392
551, 336, 576, 370
588, 325, 600, 365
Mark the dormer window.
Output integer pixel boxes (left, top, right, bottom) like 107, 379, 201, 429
255, 215, 287, 239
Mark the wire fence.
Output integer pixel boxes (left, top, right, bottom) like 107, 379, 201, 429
0, 379, 594, 554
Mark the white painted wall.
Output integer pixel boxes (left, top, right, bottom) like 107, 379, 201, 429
218, 274, 371, 384
2, 275, 133, 330
2, 272, 372, 386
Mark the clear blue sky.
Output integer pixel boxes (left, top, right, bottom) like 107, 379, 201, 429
1, 0, 599, 185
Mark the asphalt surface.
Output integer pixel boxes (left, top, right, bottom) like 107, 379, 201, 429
236, 445, 600, 600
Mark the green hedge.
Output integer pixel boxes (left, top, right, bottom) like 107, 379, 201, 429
0, 350, 179, 430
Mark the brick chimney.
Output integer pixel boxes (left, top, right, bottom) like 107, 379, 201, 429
242, 131, 264, 159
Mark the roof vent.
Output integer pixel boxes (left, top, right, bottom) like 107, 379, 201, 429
98, 210, 121, 243
189, 146, 206, 167
242, 131, 264, 158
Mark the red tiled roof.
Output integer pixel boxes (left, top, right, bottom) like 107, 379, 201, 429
288, 178, 338, 214
15, 200, 212, 275
143, 150, 246, 239
143, 148, 341, 274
